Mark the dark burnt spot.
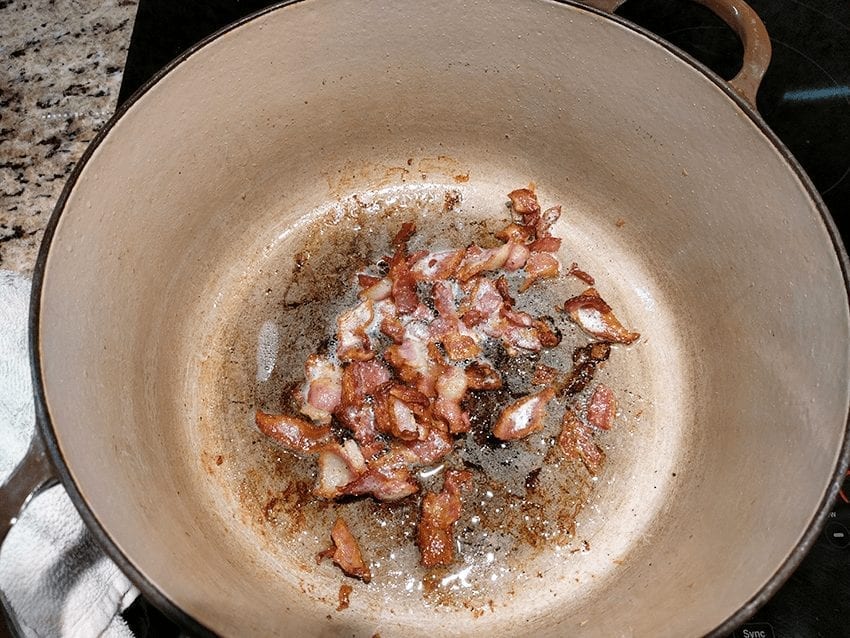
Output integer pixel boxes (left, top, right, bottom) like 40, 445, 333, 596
443, 190, 461, 212
556, 342, 611, 398
278, 381, 302, 414
524, 467, 541, 491
293, 251, 309, 272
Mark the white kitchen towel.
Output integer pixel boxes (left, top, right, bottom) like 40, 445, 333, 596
0, 270, 139, 638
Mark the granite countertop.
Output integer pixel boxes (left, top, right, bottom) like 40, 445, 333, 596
0, 0, 138, 275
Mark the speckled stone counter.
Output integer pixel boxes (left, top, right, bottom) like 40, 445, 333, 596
0, 0, 137, 274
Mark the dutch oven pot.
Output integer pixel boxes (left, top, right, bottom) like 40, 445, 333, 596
3, 0, 849, 636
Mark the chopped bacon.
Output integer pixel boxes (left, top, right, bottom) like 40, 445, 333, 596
317, 517, 372, 583
342, 469, 419, 501
300, 354, 342, 424
255, 410, 332, 453
529, 237, 562, 253
494, 276, 515, 306
495, 222, 532, 243
388, 247, 420, 314
501, 306, 534, 327
387, 382, 431, 410
492, 388, 555, 441
373, 383, 429, 441
410, 249, 464, 281
500, 325, 543, 353
431, 281, 481, 360
442, 332, 481, 361
459, 277, 504, 328
337, 584, 352, 611
359, 276, 393, 301
418, 469, 473, 568
385, 335, 437, 397
433, 366, 470, 433
407, 249, 429, 267
357, 273, 382, 288
504, 242, 530, 271
464, 362, 503, 390
532, 317, 561, 348
507, 188, 541, 229
342, 449, 420, 501
432, 281, 458, 320
567, 262, 595, 285
337, 300, 375, 362
536, 205, 561, 238
337, 405, 384, 460
520, 252, 560, 292
562, 288, 640, 344
587, 384, 617, 430
400, 427, 454, 465
455, 243, 512, 282
499, 306, 547, 353
340, 360, 392, 407
255, 187, 639, 580
392, 221, 416, 247
380, 315, 406, 343
558, 409, 605, 475
314, 442, 365, 499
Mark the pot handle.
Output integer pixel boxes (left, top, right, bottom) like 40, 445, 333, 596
583, 0, 772, 109
0, 432, 57, 638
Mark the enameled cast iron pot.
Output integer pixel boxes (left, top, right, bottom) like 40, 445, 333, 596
3, 0, 849, 636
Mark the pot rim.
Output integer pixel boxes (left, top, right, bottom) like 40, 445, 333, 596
28, 1, 850, 636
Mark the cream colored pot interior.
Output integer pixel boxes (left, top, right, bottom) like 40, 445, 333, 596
36, 1, 849, 636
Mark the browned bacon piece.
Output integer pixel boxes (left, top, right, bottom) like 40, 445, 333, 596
400, 427, 454, 465
392, 221, 416, 247
494, 222, 532, 244
340, 360, 391, 405
388, 246, 420, 314
455, 243, 511, 282
314, 440, 368, 499
567, 262, 595, 285
536, 205, 561, 238
341, 449, 420, 501
255, 410, 332, 453
529, 236, 562, 253
380, 315, 406, 343
410, 249, 464, 281
417, 469, 473, 568
464, 361, 503, 390
373, 382, 429, 441
558, 408, 605, 475
433, 365, 470, 433
520, 252, 560, 292
587, 384, 617, 431
507, 187, 541, 229
492, 388, 556, 441
300, 354, 342, 425
337, 300, 375, 362
359, 276, 393, 302
562, 287, 640, 344
317, 517, 372, 583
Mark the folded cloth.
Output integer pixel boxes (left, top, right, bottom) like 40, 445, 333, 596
0, 270, 139, 637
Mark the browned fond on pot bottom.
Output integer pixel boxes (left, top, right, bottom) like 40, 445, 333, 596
34, 0, 849, 636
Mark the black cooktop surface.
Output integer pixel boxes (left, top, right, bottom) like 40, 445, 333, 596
117, 2, 850, 637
